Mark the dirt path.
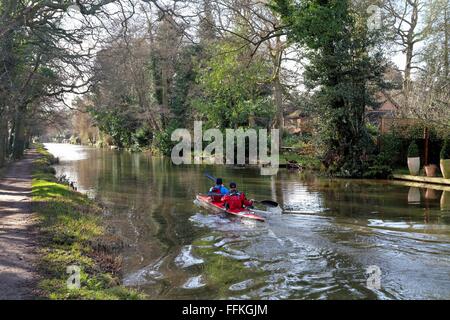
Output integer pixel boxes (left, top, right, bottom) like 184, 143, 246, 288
0, 149, 39, 299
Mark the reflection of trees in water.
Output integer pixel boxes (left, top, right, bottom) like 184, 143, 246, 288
322, 181, 393, 214
296, 179, 446, 224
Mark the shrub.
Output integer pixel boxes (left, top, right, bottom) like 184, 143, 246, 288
441, 139, 450, 159
407, 141, 419, 158
153, 123, 178, 156
366, 123, 379, 137
133, 125, 152, 149
363, 162, 393, 179
379, 132, 402, 166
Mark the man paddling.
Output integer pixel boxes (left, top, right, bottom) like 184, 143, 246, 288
209, 178, 229, 202
222, 182, 253, 210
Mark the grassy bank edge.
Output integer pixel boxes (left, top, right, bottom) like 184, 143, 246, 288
32, 144, 146, 299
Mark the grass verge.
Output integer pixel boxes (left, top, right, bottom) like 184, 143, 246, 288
32, 144, 145, 299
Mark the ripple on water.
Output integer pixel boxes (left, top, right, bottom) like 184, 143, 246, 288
190, 213, 267, 233
243, 260, 260, 268
182, 275, 206, 289
214, 238, 243, 248
175, 245, 204, 268
123, 260, 164, 286
229, 279, 255, 291
214, 250, 250, 261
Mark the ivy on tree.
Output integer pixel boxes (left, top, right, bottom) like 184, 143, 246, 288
272, 0, 388, 177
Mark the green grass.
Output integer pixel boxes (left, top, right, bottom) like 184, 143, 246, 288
393, 167, 411, 175
32, 144, 146, 300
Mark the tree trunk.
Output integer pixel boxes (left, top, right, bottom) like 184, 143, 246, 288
444, 7, 449, 79
269, 34, 285, 148
273, 76, 284, 147
404, 43, 413, 99
161, 62, 169, 129
249, 113, 256, 127
12, 106, 26, 160
0, 12, 16, 165
0, 116, 8, 167
424, 127, 429, 166
8, 119, 15, 154
403, 0, 419, 104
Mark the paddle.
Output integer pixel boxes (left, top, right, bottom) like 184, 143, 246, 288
204, 172, 279, 208
204, 172, 216, 183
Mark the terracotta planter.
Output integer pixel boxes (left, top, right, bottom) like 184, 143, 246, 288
424, 164, 438, 177
407, 157, 420, 176
440, 159, 450, 179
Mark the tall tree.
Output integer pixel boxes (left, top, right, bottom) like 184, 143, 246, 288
151, 15, 185, 129
194, 40, 274, 129
273, 0, 387, 176
383, 0, 445, 106
397, 0, 450, 128
0, 0, 119, 162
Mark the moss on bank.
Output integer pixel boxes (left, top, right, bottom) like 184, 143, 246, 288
32, 144, 145, 299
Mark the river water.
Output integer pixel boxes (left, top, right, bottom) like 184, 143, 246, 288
44, 143, 450, 300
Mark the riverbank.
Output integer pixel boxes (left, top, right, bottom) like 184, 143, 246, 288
32, 144, 145, 299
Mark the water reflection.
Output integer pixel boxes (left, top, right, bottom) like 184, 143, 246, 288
45, 144, 450, 300
408, 187, 421, 204
425, 189, 439, 200
441, 191, 450, 211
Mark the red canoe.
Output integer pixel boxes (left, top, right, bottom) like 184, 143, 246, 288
195, 194, 265, 222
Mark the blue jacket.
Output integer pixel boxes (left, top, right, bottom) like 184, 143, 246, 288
210, 185, 229, 195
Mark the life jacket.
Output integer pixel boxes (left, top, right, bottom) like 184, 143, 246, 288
210, 186, 223, 202
223, 191, 244, 210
